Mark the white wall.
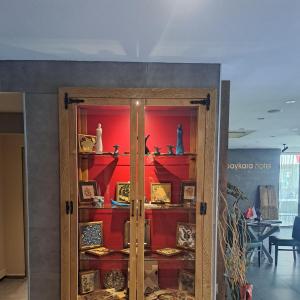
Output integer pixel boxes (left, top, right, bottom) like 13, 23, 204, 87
0, 134, 25, 277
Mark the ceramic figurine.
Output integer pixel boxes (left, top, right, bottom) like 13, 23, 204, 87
167, 145, 175, 155
176, 124, 184, 155
145, 134, 150, 154
113, 144, 119, 158
154, 146, 161, 156
95, 123, 103, 154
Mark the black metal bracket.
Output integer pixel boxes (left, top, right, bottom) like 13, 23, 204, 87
190, 93, 210, 111
66, 201, 74, 215
64, 93, 85, 110
66, 201, 70, 215
200, 202, 207, 215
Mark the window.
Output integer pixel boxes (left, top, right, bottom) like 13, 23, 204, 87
279, 154, 300, 226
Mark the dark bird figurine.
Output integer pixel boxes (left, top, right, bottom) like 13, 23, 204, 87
145, 134, 150, 154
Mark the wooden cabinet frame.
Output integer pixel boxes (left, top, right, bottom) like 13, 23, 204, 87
59, 88, 218, 300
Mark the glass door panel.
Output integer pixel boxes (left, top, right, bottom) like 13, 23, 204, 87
76, 104, 137, 300
141, 105, 201, 299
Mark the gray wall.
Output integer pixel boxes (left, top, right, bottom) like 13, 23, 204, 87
227, 149, 281, 212
0, 61, 220, 300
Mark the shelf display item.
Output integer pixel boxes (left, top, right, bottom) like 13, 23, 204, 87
176, 124, 184, 155
178, 270, 195, 296
79, 181, 99, 203
103, 270, 126, 291
176, 223, 196, 251
92, 196, 104, 208
79, 221, 103, 250
95, 123, 103, 154
167, 145, 175, 155
154, 146, 161, 156
144, 261, 159, 296
155, 248, 182, 257
119, 248, 130, 255
112, 144, 119, 158
145, 134, 151, 154
79, 270, 99, 295
85, 247, 111, 257
124, 219, 150, 247
151, 183, 171, 204
180, 181, 196, 207
78, 289, 119, 300
116, 182, 130, 203
78, 134, 96, 153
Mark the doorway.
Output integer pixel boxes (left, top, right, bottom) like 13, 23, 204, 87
0, 92, 28, 300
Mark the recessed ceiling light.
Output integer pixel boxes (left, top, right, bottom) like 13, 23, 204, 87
267, 109, 281, 113
285, 100, 296, 104
270, 135, 276, 138
257, 117, 265, 120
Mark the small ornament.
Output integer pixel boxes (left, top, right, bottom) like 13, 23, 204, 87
176, 124, 184, 155
167, 145, 175, 155
95, 123, 103, 154
113, 145, 119, 158
145, 134, 150, 154
154, 146, 161, 156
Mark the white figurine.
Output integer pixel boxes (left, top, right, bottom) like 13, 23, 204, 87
95, 123, 103, 154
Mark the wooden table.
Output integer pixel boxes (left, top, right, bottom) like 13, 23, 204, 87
247, 220, 281, 263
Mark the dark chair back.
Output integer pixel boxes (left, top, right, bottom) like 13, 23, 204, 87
292, 216, 300, 241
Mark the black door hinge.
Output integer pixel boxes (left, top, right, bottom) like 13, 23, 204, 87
64, 93, 85, 110
66, 201, 74, 215
190, 93, 210, 111
200, 202, 207, 215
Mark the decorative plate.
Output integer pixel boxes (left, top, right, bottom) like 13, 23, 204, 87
86, 247, 111, 257
103, 270, 126, 291
155, 248, 182, 256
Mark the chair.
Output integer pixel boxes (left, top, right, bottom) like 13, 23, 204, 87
269, 216, 300, 266
246, 226, 263, 267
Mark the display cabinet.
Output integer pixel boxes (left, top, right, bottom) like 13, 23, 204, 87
59, 88, 218, 300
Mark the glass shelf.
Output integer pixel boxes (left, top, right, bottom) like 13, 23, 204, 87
78, 152, 197, 158
79, 204, 196, 211
80, 250, 195, 262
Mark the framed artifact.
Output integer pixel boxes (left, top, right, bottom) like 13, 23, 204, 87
79, 270, 99, 294
78, 134, 96, 153
180, 181, 196, 206
79, 221, 103, 250
178, 270, 195, 295
150, 183, 171, 204
176, 223, 196, 251
116, 182, 130, 203
144, 261, 159, 296
124, 219, 150, 247
155, 247, 182, 256
79, 181, 98, 203
103, 270, 126, 291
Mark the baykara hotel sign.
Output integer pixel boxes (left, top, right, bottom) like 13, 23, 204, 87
227, 163, 272, 170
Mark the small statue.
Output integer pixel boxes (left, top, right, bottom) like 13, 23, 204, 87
154, 146, 161, 156
167, 145, 175, 155
113, 144, 119, 158
95, 123, 103, 154
176, 124, 184, 155
145, 134, 150, 154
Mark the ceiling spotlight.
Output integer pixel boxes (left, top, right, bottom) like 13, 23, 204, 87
257, 117, 265, 120
270, 135, 276, 138
285, 100, 296, 104
268, 109, 281, 113
282, 144, 288, 153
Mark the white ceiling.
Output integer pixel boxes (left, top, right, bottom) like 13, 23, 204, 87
0, 0, 300, 151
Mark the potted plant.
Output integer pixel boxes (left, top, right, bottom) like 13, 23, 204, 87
218, 183, 253, 300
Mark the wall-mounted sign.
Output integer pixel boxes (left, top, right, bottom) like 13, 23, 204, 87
227, 163, 272, 170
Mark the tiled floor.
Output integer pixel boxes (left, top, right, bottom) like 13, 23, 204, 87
0, 278, 27, 300
247, 227, 300, 300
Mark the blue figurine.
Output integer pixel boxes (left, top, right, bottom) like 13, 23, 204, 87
176, 124, 184, 155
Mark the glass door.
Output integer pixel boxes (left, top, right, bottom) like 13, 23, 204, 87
137, 100, 206, 300
71, 100, 138, 300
